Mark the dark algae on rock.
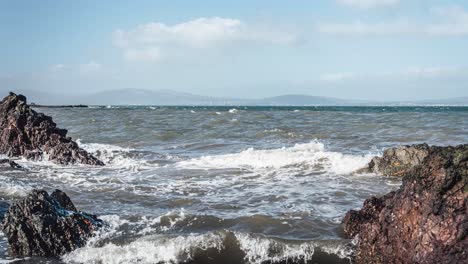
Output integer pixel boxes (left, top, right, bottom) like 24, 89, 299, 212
344, 144, 468, 264
0, 92, 104, 165
1, 189, 102, 257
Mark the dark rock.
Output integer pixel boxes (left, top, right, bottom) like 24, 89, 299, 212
0, 159, 22, 169
363, 143, 430, 176
1, 189, 102, 257
343, 144, 468, 264
0, 92, 103, 165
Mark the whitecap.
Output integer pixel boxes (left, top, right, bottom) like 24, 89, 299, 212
76, 140, 153, 171
62, 232, 225, 264
234, 232, 315, 264
175, 140, 374, 175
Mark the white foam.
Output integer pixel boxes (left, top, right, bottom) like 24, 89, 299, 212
62, 232, 225, 264
76, 140, 153, 171
176, 141, 373, 175
228, 108, 238, 114
235, 232, 314, 264
0, 180, 30, 197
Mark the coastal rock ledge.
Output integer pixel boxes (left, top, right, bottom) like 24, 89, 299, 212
1, 189, 102, 257
363, 143, 431, 176
344, 144, 468, 264
0, 92, 103, 165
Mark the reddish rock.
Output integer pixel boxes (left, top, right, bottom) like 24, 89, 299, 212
0, 92, 103, 165
344, 144, 468, 264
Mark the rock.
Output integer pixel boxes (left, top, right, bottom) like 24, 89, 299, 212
0, 92, 103, 165
365, 143, 430, 176
1, 189, 102, 257
0, 159, 22, 169
343, 144, 468, 264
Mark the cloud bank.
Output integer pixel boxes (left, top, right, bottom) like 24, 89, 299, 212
336, 0, 400, 9
318, 5, 468, 36
114, 17, 297, 61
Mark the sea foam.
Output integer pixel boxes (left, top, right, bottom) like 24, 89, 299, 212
77, 140, 153, 171
176, 141, 374, 175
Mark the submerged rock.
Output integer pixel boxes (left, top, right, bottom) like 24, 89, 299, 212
0, 159, 22, 169
0, 92, 103, 165
363, 143, 430, 176
1, 189, 102, 257
343, 144, 468, 264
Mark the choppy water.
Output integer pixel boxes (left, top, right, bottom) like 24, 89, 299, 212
1, 106, 467, 264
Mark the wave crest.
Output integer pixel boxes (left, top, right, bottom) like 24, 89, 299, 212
176, 141, 374, 175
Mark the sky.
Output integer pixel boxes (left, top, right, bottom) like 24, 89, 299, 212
1, 0, 468, 101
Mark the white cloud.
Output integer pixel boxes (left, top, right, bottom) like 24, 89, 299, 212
318, 5, 468, 36
336, 0, 400, 9
114, 17, 297, 62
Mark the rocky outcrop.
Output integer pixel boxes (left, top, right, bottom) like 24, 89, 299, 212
0, 92, 103, 165
343, 144, 468, 264
1, 189, 102, 257
363, 143, 430, 176
0, 159, 22, 169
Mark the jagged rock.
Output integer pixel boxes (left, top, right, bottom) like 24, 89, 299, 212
364, 143, 430, 176
343, 144, 468, 264
1, 189, 102, 257
0, 92, 103, 165
0, 159, 22, 169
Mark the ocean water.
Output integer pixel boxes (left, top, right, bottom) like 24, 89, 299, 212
1, 106, 467, 264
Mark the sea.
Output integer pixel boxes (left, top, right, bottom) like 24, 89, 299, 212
1, 106, 467, 264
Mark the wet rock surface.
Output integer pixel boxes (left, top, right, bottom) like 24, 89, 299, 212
0, 92, 104, 165
365, 143, 430, 176
344, 144, 468, 264
1, 189, 102, 257
0, 159, 22, 169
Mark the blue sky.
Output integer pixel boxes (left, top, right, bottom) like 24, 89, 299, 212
1, 0, 468, 100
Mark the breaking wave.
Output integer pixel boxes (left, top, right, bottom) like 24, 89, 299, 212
176, 141, 375, 175
77, 140, 154, 171
63, 226, 352, 264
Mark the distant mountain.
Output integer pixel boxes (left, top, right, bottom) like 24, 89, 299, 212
0, 88, 467, 106
255, 94, 352, 106
80, 90, 350, 106
80, 89, 216, 105
408, 96, 468, 106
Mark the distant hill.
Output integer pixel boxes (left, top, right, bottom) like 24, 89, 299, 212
408, 96, 468, 106
1, 88, 467, 106
255, 94, 352, 106
79, 90, 351, 106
